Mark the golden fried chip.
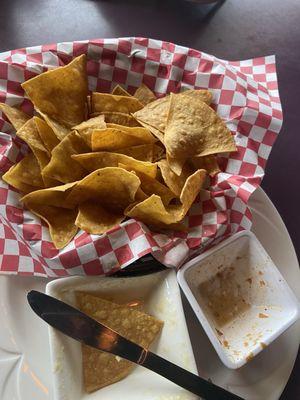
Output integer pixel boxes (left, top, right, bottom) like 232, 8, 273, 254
27, 204, 78, 249
93, 111, 140, 127
73, 152, 157, 178
0, 103, 30, 131
112, 85, 131, 97
21, 182, 77, 209
2, 153, 44, 190
76, 293, 163, 393
39, 112, 70, 140
125, 169, 206, 226
91, 126, 156, 152
22, 55, 88, 128
66, 167, 141, 212
133, 96, 169, 137
164, 93, 236, 162
133, 90, 213, 142
190, 155, 220, 177
42, 131, 90, 183
17, 118, 49, 154
106, 123, 156, 143
115, 144, 154, 161
158, 159, 193, 196
152, 144, 165, 162
119, 163, 175, 205
73, 115, 106, 147
75, 202, 125, 234
91, 93, 143, 114
34, 116, 60, 152
134, 84, 156, 105
91, 128, 150, 152
166, 153, 186, 176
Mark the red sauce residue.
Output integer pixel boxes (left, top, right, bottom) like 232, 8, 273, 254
259, 280, 266, 287
259, 313, 268, 318
223, 340, 229, 348
246, 352, 254, 362
261, 342, 267, 349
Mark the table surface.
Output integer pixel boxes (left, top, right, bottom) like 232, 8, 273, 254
0, 0, 299, 398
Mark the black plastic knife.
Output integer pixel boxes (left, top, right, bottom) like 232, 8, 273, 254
27, 290, 243, 400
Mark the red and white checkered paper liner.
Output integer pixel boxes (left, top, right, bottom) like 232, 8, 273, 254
0, 38, 282, 277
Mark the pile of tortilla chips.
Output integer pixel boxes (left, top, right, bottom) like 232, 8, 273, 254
0, 55, 236, 249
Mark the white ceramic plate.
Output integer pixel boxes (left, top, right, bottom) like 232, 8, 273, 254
45, 270, 197, 400
0, 186, 299, 400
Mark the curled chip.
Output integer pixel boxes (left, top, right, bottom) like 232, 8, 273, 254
34, 116, 60, 152
73, 152, 157, 178
91, 93, 143, 114
125, 169, 206, 227
77, 293, 163, 393
22, 54, 88, 128
118, 163, 175, 205
190, 155, 220, 177
158, 159, 193, 196
164, 93, 236, 164
75, 202, 125, 235
73, 114, 106, 147
66, 167, 141, 213
42, 131, 90, 183
0, 103, 30, 130
2, 153, 44, 190
111, 85, 131, 97
133, 84, 156, 105
106, 123, 156, 143
26, 204, 78, 249
21, 182, 77, 209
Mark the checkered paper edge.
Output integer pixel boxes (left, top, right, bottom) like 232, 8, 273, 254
0, 37, 282, 277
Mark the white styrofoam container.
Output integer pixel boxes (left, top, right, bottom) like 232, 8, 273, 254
177, 230, 300, 369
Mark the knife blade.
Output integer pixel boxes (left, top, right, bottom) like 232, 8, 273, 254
27, 290, 243, 400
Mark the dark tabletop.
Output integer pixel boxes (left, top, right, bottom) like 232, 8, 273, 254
0, 0, 299, 398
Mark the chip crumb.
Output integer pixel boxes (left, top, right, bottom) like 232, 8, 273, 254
259, 313, 269, 318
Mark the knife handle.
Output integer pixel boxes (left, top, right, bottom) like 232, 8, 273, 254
143, 351, 243, 400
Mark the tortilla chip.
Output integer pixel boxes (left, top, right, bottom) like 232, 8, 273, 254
21, 182, 77, 209
133, 96, 169, 136
0, 103, 30, 131
27, 204, 78, 248
75, 202, 125, 234
125, 169, 206, 226
22, 54, 88, 127
112, 85, 131, 97
39, 112, 70, 140
152, 144, 165, 162
106, 123, 156, 143
91, 93, 143, 114
164, 93, 236, 162
34, 116, 60, 152
94, 111, 140, 127
2, 153, 44, 189
91, 126, 156, 152
158, 159, 193, 196
134, 84, 156, 105
42, 131, 90, 183
73, 115, 106, 147
76, 293, 163, 393
115, 144, 154, 161
16, 118, 49, 154
73, 152, 157, 179
133, 89, 213, 141
166, 153, 186, 176
190, 155, 220, 177
119, 164, 175, 205
66, 167, 141, 213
